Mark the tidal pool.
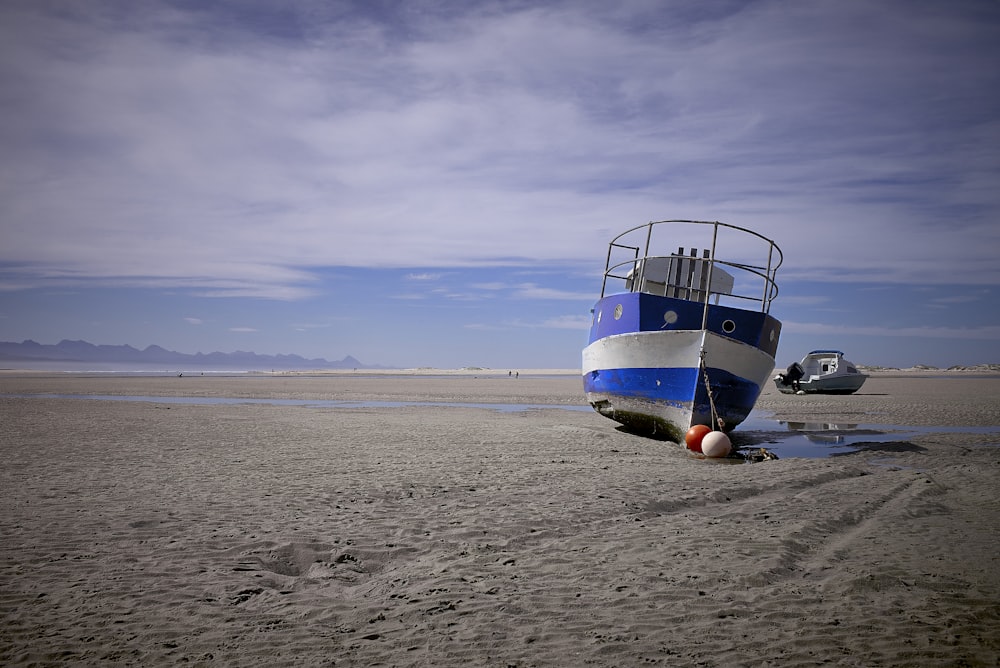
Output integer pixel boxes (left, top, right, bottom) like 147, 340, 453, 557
10, 394, 999, 460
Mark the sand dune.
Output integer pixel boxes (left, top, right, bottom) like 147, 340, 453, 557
1, 374, 998, 665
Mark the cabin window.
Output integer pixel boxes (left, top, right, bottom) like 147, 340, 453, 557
822, 363, 829, 372
722, 319, 736, 334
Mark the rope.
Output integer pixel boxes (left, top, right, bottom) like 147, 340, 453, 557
699, 350, 724, 431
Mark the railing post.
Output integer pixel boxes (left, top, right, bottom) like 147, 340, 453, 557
762, 243, 774, 313
700, 222, 719, 330
638, 222, 654, 293
600, 240, 614, 298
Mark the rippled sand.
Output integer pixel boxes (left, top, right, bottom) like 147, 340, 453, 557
1, 372, 998, 666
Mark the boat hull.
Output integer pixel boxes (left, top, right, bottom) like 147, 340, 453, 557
581, 219, 784, 444
582, 328, 777, 442
773, 350, 868, 395
774, 374, 867, 395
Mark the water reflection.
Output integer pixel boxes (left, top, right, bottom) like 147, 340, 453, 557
9, 394, 999, 460
733, 415, 999, 459
8, 393, 592, 413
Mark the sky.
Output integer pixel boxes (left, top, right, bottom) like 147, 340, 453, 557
1, 0, 999, 370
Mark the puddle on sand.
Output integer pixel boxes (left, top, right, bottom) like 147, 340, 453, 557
10, 394, 998, 460
7, 393, 592, 413
732, 413, 1000, 459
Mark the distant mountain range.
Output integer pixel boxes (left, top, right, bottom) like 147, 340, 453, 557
0, 339, 370, 370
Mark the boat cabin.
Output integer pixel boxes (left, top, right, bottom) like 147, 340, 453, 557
626, 247, 735, 304
800, 350, 855, 377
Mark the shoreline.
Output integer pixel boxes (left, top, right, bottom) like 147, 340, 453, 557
3, 371, 999, 427
2, 365, 999, 377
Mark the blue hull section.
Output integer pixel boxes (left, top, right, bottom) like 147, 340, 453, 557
583, 365, 762, 435
587, 292, 781, 359
584, 367, 699, 404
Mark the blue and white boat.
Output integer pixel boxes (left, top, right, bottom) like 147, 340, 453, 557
582, 220, 783, 442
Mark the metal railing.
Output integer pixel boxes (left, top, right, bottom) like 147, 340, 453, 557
599, 220, 782, 315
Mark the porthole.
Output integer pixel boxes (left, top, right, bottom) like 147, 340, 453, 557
613, 304, 623, 320
663, 310, 678, 325
722, 319, 736, 334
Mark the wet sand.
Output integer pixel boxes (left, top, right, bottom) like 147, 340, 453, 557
1, 372, 999, 666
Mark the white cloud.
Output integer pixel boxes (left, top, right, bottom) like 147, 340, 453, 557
541, 315, 593, 330
465, 313, 593, 331
783, 321, 1000, 341
512, 283, 594, 301
779, 295, 831, 307
929, 294, 986, 306
1, 0, 998, 298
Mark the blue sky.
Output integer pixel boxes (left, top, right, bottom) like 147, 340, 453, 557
1, 0, 998, 369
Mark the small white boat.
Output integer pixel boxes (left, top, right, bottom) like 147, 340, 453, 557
774, 350, 868, 394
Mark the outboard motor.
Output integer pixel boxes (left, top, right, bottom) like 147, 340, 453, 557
777, 362, 804, 390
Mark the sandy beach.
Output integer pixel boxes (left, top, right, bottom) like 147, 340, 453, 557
1, 372, 999, 666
